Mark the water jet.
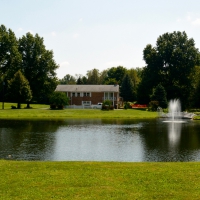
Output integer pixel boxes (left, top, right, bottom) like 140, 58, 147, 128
159, 99, 195, 121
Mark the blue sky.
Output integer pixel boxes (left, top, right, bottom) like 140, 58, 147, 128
1, 0, 200, 78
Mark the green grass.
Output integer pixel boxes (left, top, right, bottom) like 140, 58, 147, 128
193, 115, 200, 120
0, 102, 157, 119
1, 161, 200, 200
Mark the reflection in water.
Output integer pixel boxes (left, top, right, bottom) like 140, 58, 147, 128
51, 123, 145, 161
1, 119, 200, 161
167, 122, 182, 148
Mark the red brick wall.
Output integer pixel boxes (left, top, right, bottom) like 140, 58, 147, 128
67, 92, 118, 105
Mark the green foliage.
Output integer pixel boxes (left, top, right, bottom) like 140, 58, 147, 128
59, 74, 76, 85
189, 66, 200, 108
103, 100, 112, 106
18, 32, 59, 105
148, 101, 159, 111
120, 74, 136, 102
105, 66, 127, 85
7, 70, 32, 108
127, 68, 140, 87
138, 31, 200, 107
49, 91, 69, 109
76, 77, 83, 84
150, 84, 168, 108
0, 25, 21, 81
124, 102, 133, 109
102, 100, 114, 110
76, 75, 88, 84
86, 68, 100, 84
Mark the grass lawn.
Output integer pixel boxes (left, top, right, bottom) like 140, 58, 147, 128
1, 161, 200, 200
0, 102, 158, 119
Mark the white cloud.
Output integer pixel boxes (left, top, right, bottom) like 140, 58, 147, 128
60, 61, 70, 66
79, 18, 83, 22
51, 31, 56, 36
186, 13, 192, 22
73, 33, 80, 39
56, 61, 70, 79
192, 18, 200, 26
17, 28, 23, 32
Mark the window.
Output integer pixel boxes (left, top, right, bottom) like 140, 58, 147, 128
77, 93, 80, 97
72, 93, 75, 97
82, 101, 91, 105
83, 92, 91, 97
104, 92, 113, 100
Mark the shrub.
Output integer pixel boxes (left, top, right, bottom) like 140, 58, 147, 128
49, 92, 69, 110
102, 100, 113, 111
148, 101, 159, 111
124, 102, 133, 109
50, 104, 57, 109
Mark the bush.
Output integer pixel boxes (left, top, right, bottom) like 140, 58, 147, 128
124, 102, 133, 109
50, 104, 57, 109
148, 101, 159, 111
102, 100, 114, 111
49, 92, 69, 110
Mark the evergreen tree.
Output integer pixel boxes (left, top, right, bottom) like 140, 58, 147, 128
76, 77, 83, 85
7, 70, 32, 108
120, 74, 136, 102
150, 84, 168, 108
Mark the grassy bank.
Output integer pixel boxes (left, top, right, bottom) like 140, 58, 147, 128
1, 160, 200, 200
0, 102, 157, 119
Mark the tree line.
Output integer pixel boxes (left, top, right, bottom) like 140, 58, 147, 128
1, 24, 200, 109
59, 31, 200, 109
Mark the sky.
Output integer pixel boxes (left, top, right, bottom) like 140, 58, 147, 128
1, 0, 200, 79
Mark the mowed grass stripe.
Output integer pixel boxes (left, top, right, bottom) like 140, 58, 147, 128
0, 161, 200, 200
0, 102, 157, 119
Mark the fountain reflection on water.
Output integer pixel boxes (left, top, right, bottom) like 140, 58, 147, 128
160, 100, 186, 148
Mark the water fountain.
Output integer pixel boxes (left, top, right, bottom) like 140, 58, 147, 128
159, 99, 196, 120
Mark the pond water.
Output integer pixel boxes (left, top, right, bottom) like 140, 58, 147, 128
0, 119, 200, 162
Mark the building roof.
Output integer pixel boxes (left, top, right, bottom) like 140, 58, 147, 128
56, 85, 119, 92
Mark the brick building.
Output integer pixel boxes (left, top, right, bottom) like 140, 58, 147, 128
56, 85, 120, 107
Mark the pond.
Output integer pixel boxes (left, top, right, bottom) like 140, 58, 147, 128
0, 119, 200, 162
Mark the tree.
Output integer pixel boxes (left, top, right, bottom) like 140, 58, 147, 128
7, 70, 32, 109
0, 25, 21, 82
127, 68, 140, 87
76, 77, 83, 85
18, 32, 58, 107
150, 84, 168, 108
59, 74, 76, 84
138, 31, 200, 107
99, 69, 108, 84
120, 74, 136, 102
189, 66, 200, 108
76, 75, 88, 84
105, 66, 127, 85
49, 91, 69, 109
87, 68, 100, 84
